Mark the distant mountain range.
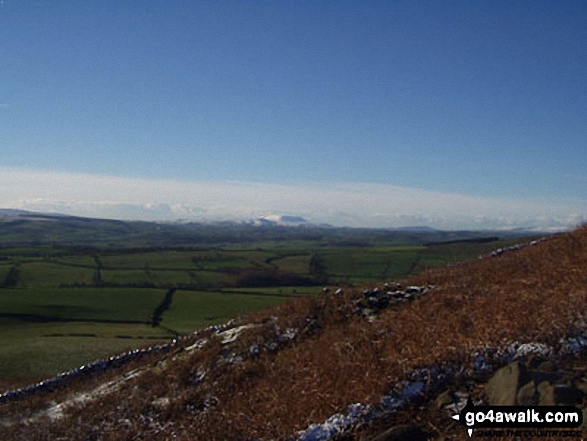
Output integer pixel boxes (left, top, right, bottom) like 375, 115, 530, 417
0, 208, 541, 249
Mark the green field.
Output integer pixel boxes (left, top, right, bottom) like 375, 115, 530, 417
0, 288, 164, 322
0, 320, 168, 380
17, 262, 95, 288
162, 290, 292, 334
0, 225, 537, 385
317, 246, 423, 283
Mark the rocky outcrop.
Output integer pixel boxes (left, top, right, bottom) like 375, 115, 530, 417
354, 283, 434, 319
363, 354, 587, 440
484, 360, 585, 407
490, 237, 546, 258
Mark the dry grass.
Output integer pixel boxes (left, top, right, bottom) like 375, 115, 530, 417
3, 226, 587, 440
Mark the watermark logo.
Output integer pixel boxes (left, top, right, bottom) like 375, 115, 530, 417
451, 396, 583, 438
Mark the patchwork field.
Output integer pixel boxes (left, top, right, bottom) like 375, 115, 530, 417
0, 227, 534, 385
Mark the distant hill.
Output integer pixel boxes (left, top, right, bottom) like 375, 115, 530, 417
0, 208, 537, 249
394, 225, 437, 232
0, 208, 50, 220
2, 221, 585, 440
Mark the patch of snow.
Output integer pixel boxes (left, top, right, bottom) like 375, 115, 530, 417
218, 324, 256, 345
512, 342, 553, 359
185, 338, 208, 352
297, 403, 369, 441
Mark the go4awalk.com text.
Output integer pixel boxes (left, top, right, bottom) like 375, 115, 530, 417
451, 397, 583, 437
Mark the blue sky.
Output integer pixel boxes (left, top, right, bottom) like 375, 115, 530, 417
0, 1, 586, 229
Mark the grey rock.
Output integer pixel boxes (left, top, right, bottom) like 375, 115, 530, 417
249, 344, 260, 357
538, 360, 556, 372
517, 381, 538, 406
485, 361, 525, 406
538, 381, 556, 406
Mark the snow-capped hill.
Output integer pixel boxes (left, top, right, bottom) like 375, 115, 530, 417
254, 215, 308, 226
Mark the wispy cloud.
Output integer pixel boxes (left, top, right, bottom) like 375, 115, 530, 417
0, 167, 585, 230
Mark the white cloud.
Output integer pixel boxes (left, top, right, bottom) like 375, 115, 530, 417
0, 167, 585, 230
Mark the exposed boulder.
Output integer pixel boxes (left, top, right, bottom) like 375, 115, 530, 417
485, 361, 525, 405
484, 359, 585, 406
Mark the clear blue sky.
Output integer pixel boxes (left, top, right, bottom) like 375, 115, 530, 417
0, 1, 586, 228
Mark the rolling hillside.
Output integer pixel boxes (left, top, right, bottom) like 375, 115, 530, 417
2, 225, 587, 440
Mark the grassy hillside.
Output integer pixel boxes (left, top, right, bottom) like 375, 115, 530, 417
2, 226, 585, 440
